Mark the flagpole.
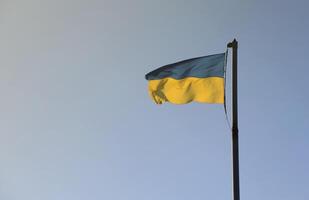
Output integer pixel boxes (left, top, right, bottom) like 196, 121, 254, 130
227, 39, 240, 200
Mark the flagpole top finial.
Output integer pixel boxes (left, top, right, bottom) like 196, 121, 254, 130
227, 39, 238, 48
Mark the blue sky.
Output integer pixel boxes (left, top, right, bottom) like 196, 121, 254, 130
0, 0, 308, 200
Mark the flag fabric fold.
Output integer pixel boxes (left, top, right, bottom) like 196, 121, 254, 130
145, 53, 226, 104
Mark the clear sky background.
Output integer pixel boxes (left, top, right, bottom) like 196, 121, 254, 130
0, 0, 308, 200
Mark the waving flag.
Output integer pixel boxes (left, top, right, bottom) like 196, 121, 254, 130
145, 53, 226, 104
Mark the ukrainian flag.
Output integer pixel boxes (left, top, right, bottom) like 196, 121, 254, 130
145, 53, 226, 104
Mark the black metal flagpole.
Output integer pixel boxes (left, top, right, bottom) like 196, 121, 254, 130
227, 39, 240, 200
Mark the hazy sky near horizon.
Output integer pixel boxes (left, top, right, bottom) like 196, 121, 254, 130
0, 0, 309, 200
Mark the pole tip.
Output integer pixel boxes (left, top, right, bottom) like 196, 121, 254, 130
227, 39, 238, 48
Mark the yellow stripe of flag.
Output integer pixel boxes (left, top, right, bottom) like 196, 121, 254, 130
148, 77, 224, 104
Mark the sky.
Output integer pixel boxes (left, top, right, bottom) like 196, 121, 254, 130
0, 0, 308, 200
